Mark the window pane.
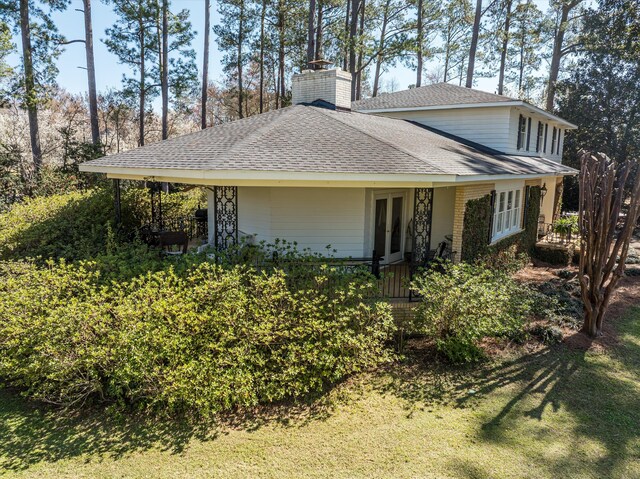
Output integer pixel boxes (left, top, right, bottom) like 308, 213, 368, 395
507, 191, 513, 210
515, 190, 521, 208
499, 192, 505, 212
506, 210, 511, 229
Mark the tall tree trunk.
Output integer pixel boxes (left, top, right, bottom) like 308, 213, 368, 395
259, 0, 266, 113
138, 13, 146, 146
518, 17, 524, 93
315, 1, 324, 61
349, 0, 359, 100
343, 0, 350, 71
497, 0, 512, 96
277, 0, 285, 108
465, 0, 482, 88
161, 0, 169, 139
416, 0, 423, 87
237, 0, 244, 119
372, 0, 390, 97
307, 0, 316, 68
546, 3, 570, 111
82, 0, 100, 148
201, 0, 210, 128
356, 0, 365, 99
19, 0, 42, 178
443, 28, 451, 82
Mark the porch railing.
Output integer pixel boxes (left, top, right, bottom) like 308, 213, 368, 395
537, 221, 578, 244
252, 257, 415, 300
140, 215, 208, 242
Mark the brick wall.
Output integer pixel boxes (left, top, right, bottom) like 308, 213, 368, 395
451, 183, 494, 262
291, 69, 352, 110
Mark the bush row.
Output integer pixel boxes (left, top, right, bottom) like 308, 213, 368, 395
0, 259, 395, 415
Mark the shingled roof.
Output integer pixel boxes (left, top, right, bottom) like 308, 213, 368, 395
80, 103, 575, 178
351, 83, 516, 111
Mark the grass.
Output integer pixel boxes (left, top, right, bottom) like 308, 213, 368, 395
1, 309, 639, 478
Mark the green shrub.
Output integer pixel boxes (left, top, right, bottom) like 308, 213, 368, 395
528, 323, 563, 344
552, 215, 578, 237
0, 186, 205, 262
410, 262, 532, 363
0, 259, 395, 415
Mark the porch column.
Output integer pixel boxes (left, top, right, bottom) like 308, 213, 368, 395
212, 186, 238, 249
411, 188, 434, 265
113, 179, 121, 227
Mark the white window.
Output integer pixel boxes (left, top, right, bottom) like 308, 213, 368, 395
517, 115, 527, 150
492, 188, 523, 241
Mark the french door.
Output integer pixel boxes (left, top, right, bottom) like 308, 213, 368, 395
374, 193, 405, 264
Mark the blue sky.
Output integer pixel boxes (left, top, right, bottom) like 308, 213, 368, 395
9, 0, 529, 105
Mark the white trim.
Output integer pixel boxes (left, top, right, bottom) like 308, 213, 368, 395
490, 228, 525, 246
79, 164, 576, 187
491, 186, 524, 242
356, 100, 577, 129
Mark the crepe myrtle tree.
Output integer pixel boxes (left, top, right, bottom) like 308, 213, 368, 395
577, 150, 640, 338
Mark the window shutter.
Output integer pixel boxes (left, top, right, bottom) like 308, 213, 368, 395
488, 190, 497, 244
522, 185, 531, 227
543, 124, 548, 153
526, 118, 532, 151
517, 115, 523, 149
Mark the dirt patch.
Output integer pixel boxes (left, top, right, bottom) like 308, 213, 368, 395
563, 275, 640, 352
513, 262, 577, 284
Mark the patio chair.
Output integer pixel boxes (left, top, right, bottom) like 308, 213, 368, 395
158, 231, 188, 255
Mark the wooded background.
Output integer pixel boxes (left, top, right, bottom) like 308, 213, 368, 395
0, 0, 638, 211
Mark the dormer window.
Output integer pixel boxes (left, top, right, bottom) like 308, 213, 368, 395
536, 122, 544, 153
556, 129, 562, 155
517, 115, 527, 150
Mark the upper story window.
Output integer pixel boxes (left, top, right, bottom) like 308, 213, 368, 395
536, 122, 544, 152
517, 115, 527, 150
492, 188, 523, 242
556, 129, 563, 155
551, 127, 557, 154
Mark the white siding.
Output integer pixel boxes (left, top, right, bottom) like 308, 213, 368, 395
377, 107, 513, 153
238, 187, 271, 241
506, 107, 566, 160
431, 187, 455, 246
372, 105, 568, 161
237, 187, 366, 257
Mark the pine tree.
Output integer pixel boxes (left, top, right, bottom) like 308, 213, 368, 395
438, 0, 472, 84
505, 0, 546, 100
0, 0, 67, 180
215, 0, 257, 119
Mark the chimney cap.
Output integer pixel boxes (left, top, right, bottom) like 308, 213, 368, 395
308, 59, 333, 70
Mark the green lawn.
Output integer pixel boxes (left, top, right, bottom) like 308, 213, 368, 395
1, 308, 639, 479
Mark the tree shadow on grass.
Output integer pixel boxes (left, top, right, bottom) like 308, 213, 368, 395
0, 386, 339, 473
377, 321, 640, 478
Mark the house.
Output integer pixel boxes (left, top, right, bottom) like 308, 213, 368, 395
79, 67, 576, 266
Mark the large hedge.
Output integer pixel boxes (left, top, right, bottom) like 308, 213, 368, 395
411, 262, 532, 363
0, 186, 203, 261
461, 186, 541, 263
0, 259, 394, 415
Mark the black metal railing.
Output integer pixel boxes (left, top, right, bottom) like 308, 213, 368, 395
140, 216, 208, 243
538, 220, 578, 244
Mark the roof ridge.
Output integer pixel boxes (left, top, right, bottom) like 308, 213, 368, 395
314, 108, 448, 174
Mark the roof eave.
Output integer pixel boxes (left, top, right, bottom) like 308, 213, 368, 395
355, 100, 578, 129
79, 164, 576, 186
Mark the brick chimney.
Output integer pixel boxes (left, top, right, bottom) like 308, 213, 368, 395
291, 68, 352, 111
